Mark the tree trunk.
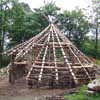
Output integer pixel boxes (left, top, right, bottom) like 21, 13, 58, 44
0, 37, 2, 68
0, 31, 4, 68
95, 28, 98, 56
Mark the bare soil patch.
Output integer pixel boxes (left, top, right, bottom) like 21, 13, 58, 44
0, 76, 71, 100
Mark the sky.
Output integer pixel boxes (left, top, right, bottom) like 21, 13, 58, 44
20, 0, 92, 11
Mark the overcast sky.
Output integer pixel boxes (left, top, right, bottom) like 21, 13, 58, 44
20, 0, 92, 11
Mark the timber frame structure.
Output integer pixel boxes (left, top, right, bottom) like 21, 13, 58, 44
6, 23, 95, 88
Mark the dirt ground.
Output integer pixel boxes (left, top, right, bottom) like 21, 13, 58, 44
0, 66, 99, 100
0, 76, 72, 100
0, 66, 80, 100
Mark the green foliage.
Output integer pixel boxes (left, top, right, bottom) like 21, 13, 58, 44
0, 0, 90, 50
0, 0, 99, 68
58, 9, 91, 48
0, 55, 10, 68
23, 12, 48, 39
40, 2, 60, 16
80, 39, 100, 59
92, 0, 100, 53
0, 0, 10, 67
8, 1, 59, 46
95, 59, 100, 66
8, 1, 28, 44
0, 1, 60, 68
64, 85, 100, 100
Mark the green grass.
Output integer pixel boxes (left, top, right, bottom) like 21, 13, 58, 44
64, 85, 100, 100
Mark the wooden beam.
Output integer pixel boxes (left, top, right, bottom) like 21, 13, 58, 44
26, 32, 51, 80
30, 64, 93, 69
68, 46, 92, 81
51, 25, 58, 80
52, 24, 78, 84
38, 33, 50, 81
15, 25, 50, 61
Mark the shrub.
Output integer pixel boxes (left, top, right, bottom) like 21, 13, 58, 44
0, 55, 10, 69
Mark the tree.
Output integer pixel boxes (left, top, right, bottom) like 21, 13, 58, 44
39, 2, 60, 16
8, 2, 59, 47
92, 0, 100, 55
58, 9, 90, 48
8, 2, 27, 45
0, 0, 10, 68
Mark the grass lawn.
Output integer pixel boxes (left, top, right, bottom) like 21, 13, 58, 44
64, 85, 100, 100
